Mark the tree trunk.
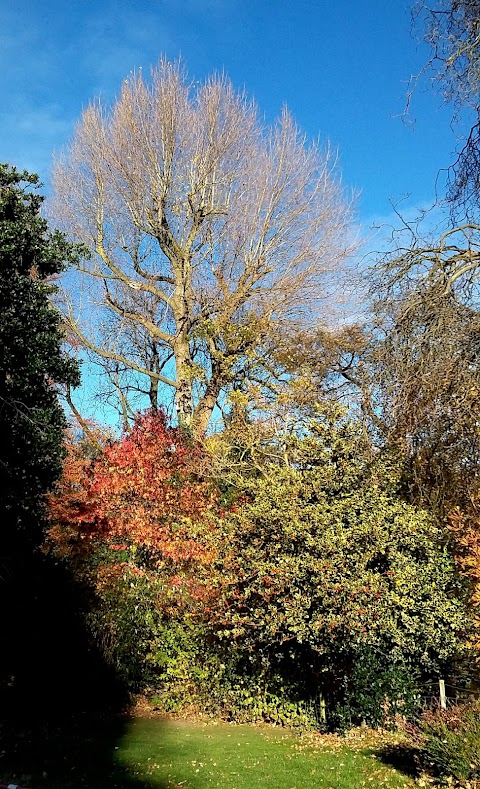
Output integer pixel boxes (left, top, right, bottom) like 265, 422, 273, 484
192, 391, 219, 439
173, 336, 194, 431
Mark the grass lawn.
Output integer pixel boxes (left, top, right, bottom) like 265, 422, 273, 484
0, 717, 417, 789
116, 719, 417, 789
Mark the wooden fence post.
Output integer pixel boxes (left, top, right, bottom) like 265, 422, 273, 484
439, 679, 447, 710
318, 693, 326, 724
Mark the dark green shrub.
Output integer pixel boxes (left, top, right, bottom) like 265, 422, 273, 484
331, 650, 422, 730
413, 700, 480, 780
86, 567, 160, 688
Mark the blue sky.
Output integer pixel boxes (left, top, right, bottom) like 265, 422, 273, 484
2, 0, 465, 425
1, 0, 460, 230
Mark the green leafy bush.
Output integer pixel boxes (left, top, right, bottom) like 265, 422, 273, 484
331, 649, 422, 729
412, 700, 480, 779
87, 560, 317, 726
86, 563, 161, 688
213, 411, 470, 683
148, 626, 316, 726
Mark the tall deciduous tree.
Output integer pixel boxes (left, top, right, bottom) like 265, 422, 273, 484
50, 59, 354, 436
0, 164, 80, 549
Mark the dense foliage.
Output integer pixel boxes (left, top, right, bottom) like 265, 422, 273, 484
0, 164, 80, 548
214, 450, 465, 674
47, 406, 471, 727
209, 407, 469, 724
48, 410, 218, 564
47, 410, 223, 689
450, 496, 480, 654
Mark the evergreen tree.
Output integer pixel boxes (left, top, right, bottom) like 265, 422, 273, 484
0, 164, 80, 551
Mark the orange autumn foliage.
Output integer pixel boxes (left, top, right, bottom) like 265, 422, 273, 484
450, 498, 480, 653
45, 426, 107, 558
46, 410, 220, 569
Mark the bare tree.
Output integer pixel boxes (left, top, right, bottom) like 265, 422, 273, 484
366, 2, 480, 505
359, 218, 480, 513
413, 0, 480, 215
50, 60, 354, 437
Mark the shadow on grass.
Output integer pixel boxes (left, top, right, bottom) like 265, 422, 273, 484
0, 550, 193, 789
375, 741, 420, 780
